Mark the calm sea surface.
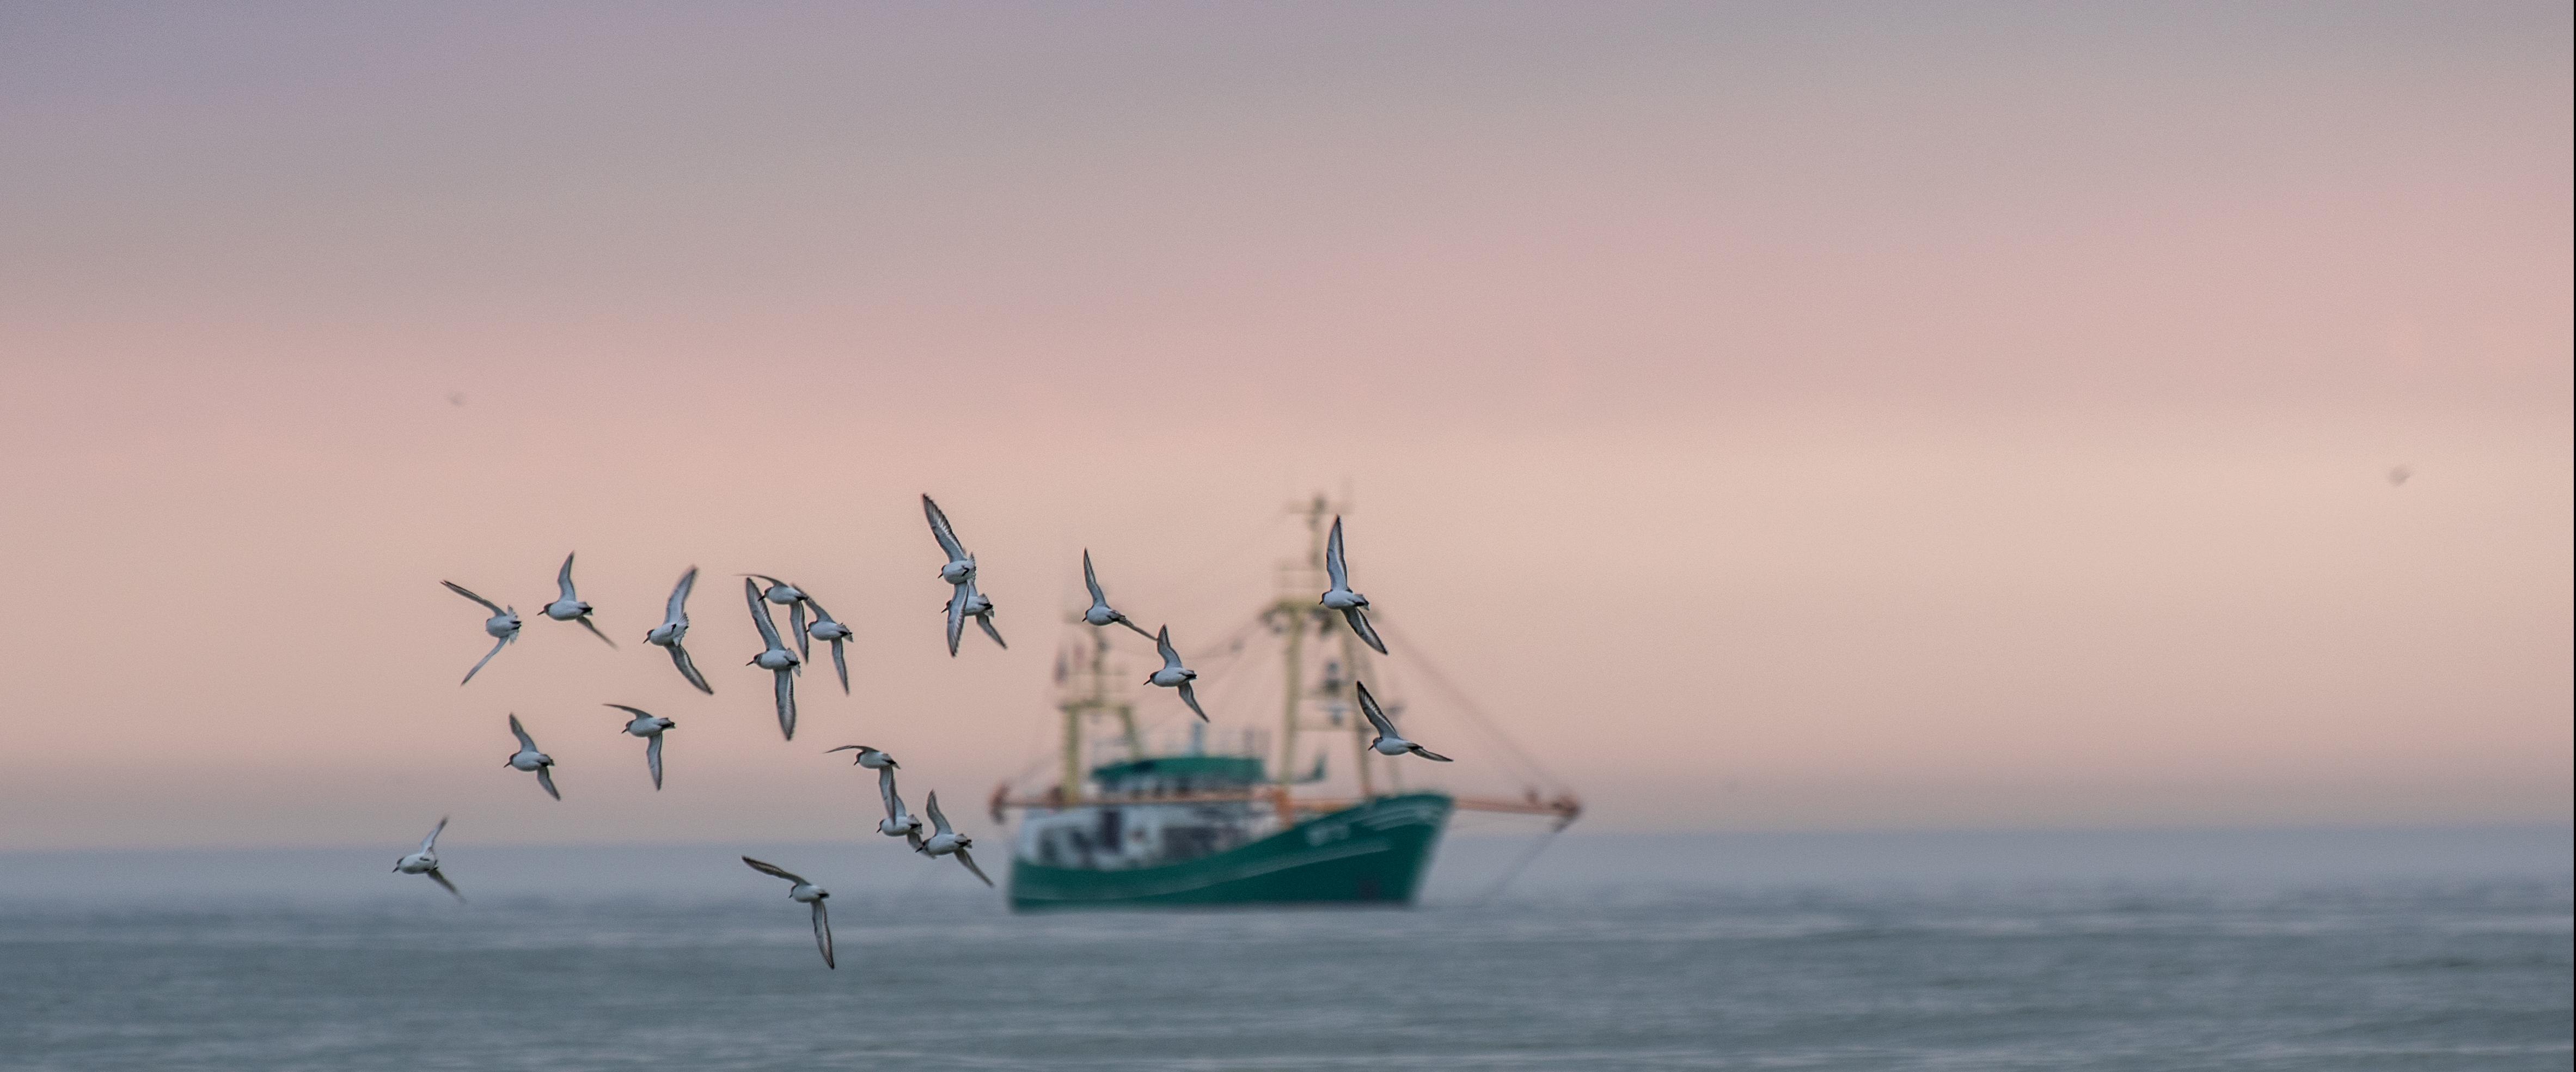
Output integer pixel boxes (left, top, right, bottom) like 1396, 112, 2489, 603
2, 829, 2567, 1071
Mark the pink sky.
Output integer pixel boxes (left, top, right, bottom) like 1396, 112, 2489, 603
1, 2, 2566, 849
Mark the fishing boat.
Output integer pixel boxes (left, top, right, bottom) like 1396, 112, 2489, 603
988, 497, 1579, 910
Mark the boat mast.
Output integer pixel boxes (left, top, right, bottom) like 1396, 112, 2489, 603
1056, 629, 1139, 805
1265, 495, 1334, 819
1340, 596, 1378, 799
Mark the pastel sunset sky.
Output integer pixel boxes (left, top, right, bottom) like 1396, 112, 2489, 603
1, 1, 2566, 849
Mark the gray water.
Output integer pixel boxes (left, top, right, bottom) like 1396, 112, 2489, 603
2, 828, 2568, 1070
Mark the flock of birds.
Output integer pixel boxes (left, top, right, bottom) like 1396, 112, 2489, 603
397, 495, 1451, 969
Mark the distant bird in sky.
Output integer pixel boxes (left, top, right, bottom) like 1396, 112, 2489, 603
805, 596, 854, 693
2389, 464, 2413, 486
745, 578, 802, 740
916, 791, 992, 887
542, 552, 616, 648
644, 567, 714, 695
505, 714, 561, 799
1320, 517, 1387, 656
442, 581, 522, 685
877, 767, 925, 850
924, 495, 988, 655
827, 745, 898, 770
1147, 625, 1208, 722
609, 704, 676, 790
1356, 681, 1449, 762
391, 817, 462, 900
740, 857, 835, 969
748, 576, 811, 661
1081, 550, 1155, 638
445, 391, 466, 407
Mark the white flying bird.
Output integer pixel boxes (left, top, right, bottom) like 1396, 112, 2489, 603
608, 704, 676, 790
1319, 516, 1387, 655
740, 857, 835, 970
804, 596, 854, 693
504, 714, 562, 800
542, 552, 617, 648
745, 578, 801, 740
924, 495, 992, 656
826, 745, 898, 770
441, 581, 521, 685
916, 791, 993, 887
1356, 681, 1449, 763
643, 567, 713, 695
748, 575, 811, 661
1080, 550, 1155, 638
876, 766, 925, 850
391, 816, 462, 900
1145, 625, 1208, 722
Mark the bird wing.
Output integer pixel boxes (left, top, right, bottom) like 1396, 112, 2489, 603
665, 567, 696, 625
1342, 606, 1388, 655
954, 847, 995, 888
923, 494, 966, 559
804, 596, 838, 628
741, 856, 806, 884
829, 638, 849, 693
508, 714, 536, 751
905, 827, 925, 852
878, 767, 902, 820
556, 552, 578, 601
669, 642, 713, 695
790, 600, 809, 662
578, 614, 617, 648
443, 581, 504, 615
1176, 680, 1209, 722
1353, 681, 1396, 736
1409, 744, 1454, 763
944, 584, 969, 656
976, 612, 1007, 650
744, 579, 786, 649
426, 868, 463, 901
462, 634, 510, 685
646, 734, 664, 790
605, 703, 652, 720
1082, 550, 1106, 604
811, 900, 835, 970
1121, 618, 1156, 639
773, 669, 797, 741
1155, 626, 1182, 671
535, 765, 560, 801
419, 816, 448, 855
1324, 516, 1349, 590
925, 791, 953, 836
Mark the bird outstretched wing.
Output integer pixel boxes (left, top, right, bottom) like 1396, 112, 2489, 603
443, 581, 504, 615
924, 495, 966, 560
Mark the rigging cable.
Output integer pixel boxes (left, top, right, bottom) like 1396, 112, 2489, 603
1473, 819, 1572, 906
1371, 617, 1567, 794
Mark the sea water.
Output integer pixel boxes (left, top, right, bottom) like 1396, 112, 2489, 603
1, 828, 2567, 1070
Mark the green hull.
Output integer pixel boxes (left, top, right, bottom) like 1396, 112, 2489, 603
1008, 794, 1453, 911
